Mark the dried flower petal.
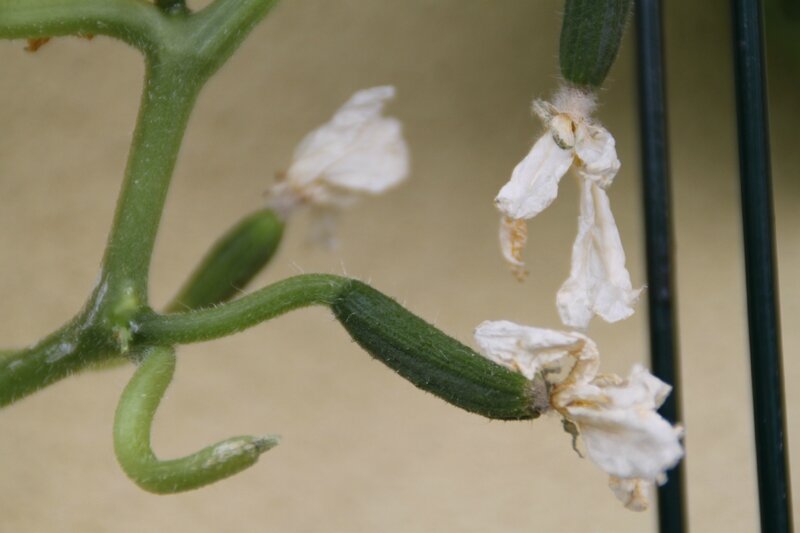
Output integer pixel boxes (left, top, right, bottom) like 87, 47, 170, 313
552, 364, 684, 482
25, 38, 50, 52
269, 86, 409, 215
609, 476, 649, 512
499, 216, 529, 280
474, 320, 584, 381
495, 133, 573, 221
557, 180, 641, 329
494, 85, 639, 328
574, 122, 620, 188
473, 321, 683, 511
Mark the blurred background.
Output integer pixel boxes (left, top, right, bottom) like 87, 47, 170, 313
0, 0, 798, 531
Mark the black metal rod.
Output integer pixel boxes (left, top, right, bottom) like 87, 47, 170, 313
634, 2, 687, 532
731, 1, 793, 531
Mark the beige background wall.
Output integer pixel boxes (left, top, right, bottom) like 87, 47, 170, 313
1, 1, 798, 531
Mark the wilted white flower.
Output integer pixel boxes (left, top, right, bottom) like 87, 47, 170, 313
495, 85, 640, 329
474, 320, 684, 511
267, 86, 410, 245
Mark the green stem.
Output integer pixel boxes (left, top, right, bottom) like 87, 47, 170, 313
99, 60, 202, 304
97, 0, 280, 303
114, 346, 278, 493
155, 0, 188, 15
137, 274, 351, 344
0, 0, 164, 52
0, 318, 115, 407
186, 0, 280, 80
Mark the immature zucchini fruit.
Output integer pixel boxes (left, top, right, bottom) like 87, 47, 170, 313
559, 0, 634, 88
332, 281, 538, 420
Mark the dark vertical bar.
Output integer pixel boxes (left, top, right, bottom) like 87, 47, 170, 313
634, 2, 686, 532
731, 1, 793, 531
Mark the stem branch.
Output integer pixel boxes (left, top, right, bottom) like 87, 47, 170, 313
0, 0, 163, 52
136, 274, 351, 344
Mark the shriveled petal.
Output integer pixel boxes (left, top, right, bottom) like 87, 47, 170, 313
499, 216, 528, 280
495, 133, 574, 220
557, 365, 684, 481
306, 207, 341, 249
532, 99, 558, 123
474, 320, 583, 380
321, 118, 409, 193
557, 180, 641, 329
574, 122, 620, 189
608, 476, 649, 512
284, 86, 409, 204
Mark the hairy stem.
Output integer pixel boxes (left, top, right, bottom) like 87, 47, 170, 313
0, 318, 115, 407
137, 274, 351, 344
187, 0, 279, 80
99, 61, 201, 304
0, 0, 164, 52
114, 346, 278, 493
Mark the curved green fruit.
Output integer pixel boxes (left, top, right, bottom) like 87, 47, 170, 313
332, 281, 538, 421
559, 0, 633, 88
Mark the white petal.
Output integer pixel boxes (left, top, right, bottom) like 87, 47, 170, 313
574, 123, 620, 188
474, 321, 584, 380
320, 118, 409, 194
283, 86, 409, 205
608, 476, 649, 512
495, 133, 574, 220
557, 181, 641, 329
558, 365, 684, 481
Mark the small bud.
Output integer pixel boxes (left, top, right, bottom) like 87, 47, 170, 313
168, 209, 284, 312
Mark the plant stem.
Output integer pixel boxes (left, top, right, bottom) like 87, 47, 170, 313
98, 0, 280, 304
99, 61, 202, 305
155, 0, 188, 15
187, 0, 280, 80
136, 274, 351, 344
0, 0, 164, 52
0, 318, 114, 407
114, 345, 279, 493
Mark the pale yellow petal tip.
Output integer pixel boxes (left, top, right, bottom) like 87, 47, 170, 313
499, 216, 528, 281
609, 476, 649, 512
